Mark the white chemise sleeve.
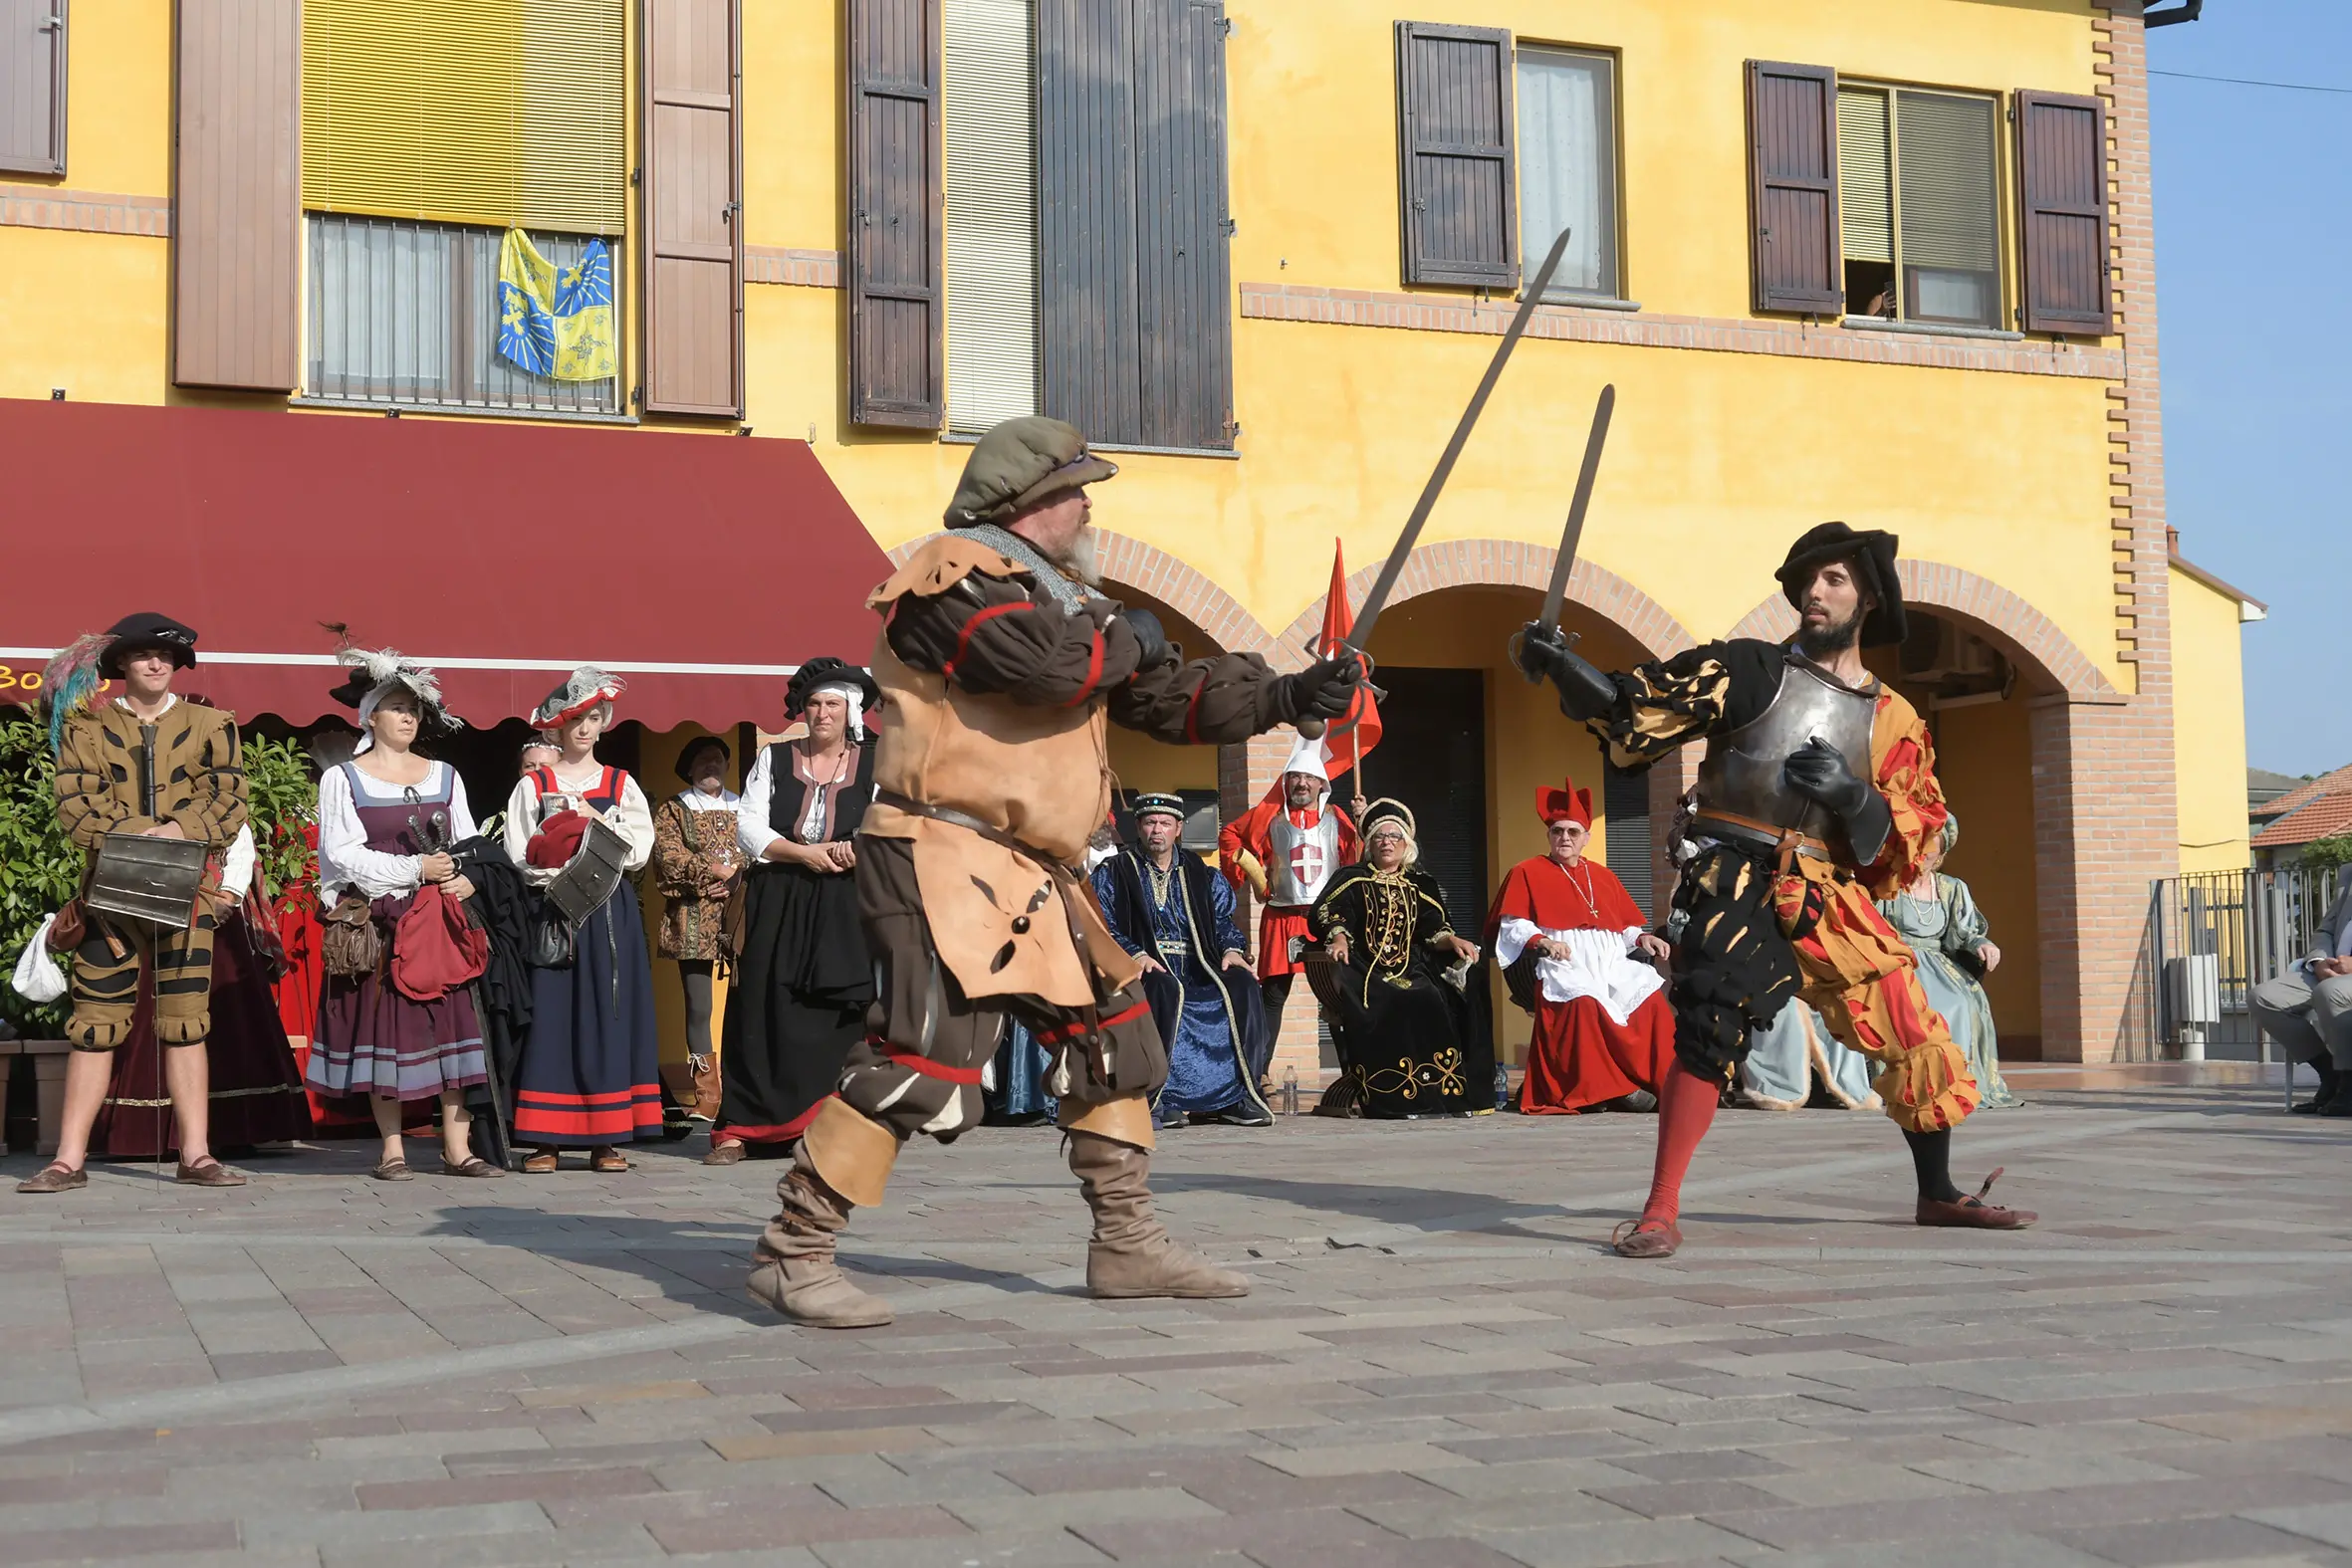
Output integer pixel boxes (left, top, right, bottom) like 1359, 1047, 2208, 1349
736, 745, 780, 861
503, 774, 556, 888
612, 774, 655, 873
318, 767, 424, 903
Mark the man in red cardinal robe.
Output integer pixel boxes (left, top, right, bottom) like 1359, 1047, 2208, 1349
1486, 775, 1677, 1114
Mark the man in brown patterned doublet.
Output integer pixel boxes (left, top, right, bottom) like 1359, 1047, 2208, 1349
748, 417, 1358, 1328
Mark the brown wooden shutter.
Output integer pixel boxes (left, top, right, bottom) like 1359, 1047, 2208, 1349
173, 0, 301, 391
847, 0, 944, 429
643, 0, 743, 417
1395, 21, 1516, 291
0, 0, 67, 175
2014, 89, 2112, 336
1746, 60, 1842, 316
1134, 0, 1234, 450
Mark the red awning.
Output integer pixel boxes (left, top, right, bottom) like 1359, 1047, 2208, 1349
0, 399, 893, 730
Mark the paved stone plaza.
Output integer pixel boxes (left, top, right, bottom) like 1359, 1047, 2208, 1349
4, 1070, 2351, 1568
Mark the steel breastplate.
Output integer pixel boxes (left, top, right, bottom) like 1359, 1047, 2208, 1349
1694, 653, 1877, 845
1266, 808, 1341, 907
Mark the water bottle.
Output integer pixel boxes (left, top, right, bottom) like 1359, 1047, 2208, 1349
1494, 1061, 1512, 1111
1281, 1065, 1299, 1116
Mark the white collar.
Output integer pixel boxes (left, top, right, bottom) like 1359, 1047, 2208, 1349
113, 693, 179, 720
677, 788, 740, 811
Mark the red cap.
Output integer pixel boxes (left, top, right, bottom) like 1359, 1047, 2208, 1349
1535, 777, 1593, 829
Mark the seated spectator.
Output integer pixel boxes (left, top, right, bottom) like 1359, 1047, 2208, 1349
1486, 774, 1672, 1115
2252, 873, 2352, 1114
1737, 1001, 1881, 1111
1308, 799, 1481, 1118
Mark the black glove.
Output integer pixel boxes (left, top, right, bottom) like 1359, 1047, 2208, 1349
1514, 622, 1618, 722
1119, 605, 1171, 670
1277, 655, 1360, 723
1782, 738, 1892, 863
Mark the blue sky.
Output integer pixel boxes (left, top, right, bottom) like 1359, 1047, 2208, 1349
2149, 2, 2352, 776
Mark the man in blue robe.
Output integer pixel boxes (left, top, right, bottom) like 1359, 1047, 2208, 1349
1092, 794, 1272, 1128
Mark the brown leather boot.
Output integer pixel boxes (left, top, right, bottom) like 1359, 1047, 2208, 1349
1066, 1130, 1248, 1299
747, 1118, 896, 1328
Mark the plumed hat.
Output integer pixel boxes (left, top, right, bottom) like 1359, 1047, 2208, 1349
1131, 790, 1187, 824
530, 665, 625, 729
1280, 734, 1329, 785
673, 734, 732, 784
97, 611, 199, 678
943, 416, 1119, 529
329, 647, 459, 735
1775, 523, 1906, 648
786, 656, 880, 720
1536, 774, 1593, 829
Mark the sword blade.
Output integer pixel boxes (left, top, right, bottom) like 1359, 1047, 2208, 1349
1534, 383, 1616, 635
1342, 225, 1576, 654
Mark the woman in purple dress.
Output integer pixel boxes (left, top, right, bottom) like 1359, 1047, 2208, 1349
307, 650, 500, 1180
502, 668, 660, 1174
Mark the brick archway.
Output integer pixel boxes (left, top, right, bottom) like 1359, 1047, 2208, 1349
1728, 559, 2119, 698
1271, 539, 1698, 666
886, 529, 1275, 656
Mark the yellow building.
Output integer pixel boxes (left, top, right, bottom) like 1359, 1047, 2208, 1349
0, 0, 2246, 1068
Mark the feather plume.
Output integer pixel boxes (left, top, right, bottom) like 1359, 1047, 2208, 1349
42, 632, 113, 756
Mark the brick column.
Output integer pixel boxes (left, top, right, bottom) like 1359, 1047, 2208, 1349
2035, 2, 2177, 1060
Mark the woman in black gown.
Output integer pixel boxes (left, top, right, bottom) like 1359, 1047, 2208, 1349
1308, 799, 1481, 1117
707, 659, 878, 1161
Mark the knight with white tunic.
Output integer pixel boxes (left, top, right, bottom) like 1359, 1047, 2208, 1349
1217, 735, 1362, 1063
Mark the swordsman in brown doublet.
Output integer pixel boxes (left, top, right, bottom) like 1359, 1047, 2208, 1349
750, 416, 1358, 1328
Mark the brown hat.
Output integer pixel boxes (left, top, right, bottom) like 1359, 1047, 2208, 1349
944, 416, 1118, 529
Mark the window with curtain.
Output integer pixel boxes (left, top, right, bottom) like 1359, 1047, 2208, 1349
301, 0, 627, 412
308, 216, 622, 414
1515, 46, 1619, 300
1835, 84, 2001, 330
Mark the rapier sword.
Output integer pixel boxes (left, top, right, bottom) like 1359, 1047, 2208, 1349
1299, 225, 1577, 738
1516, 382, 1617, 679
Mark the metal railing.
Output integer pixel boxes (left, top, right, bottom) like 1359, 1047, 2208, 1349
2147, 865, 2339, 1067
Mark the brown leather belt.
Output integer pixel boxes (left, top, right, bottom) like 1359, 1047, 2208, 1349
873, 789, 1072, 872
1692, 808, 1831, 862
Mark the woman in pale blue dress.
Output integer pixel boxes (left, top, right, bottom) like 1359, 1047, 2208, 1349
1878, 813, 2017, 1108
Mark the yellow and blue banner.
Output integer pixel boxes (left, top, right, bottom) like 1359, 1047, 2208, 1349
497, 229, 616, 382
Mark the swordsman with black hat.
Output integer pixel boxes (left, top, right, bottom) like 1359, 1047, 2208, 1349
748, 415, 1359, 1328
1519, 524, 2034, 1255
21, 613, 250, 1192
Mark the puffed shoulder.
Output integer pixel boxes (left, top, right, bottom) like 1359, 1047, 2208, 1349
866, 535, 1028, 609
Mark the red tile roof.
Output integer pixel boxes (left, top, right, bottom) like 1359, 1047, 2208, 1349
2254, 786, 2352, 849
2254, 763, 2352, 824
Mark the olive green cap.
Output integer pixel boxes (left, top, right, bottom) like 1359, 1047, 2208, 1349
943, 416, 1119, 529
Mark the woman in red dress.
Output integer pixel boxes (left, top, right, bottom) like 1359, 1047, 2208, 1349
1487, 775, 1676, 1114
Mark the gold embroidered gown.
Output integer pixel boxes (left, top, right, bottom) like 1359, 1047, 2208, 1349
1309, 863, 1475, 1117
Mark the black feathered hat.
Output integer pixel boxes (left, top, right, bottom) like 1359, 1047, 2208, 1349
98, 612, 199, 677
785, 657, 880, 720
1775, 523, 1906, 648
674, 734, 732, 784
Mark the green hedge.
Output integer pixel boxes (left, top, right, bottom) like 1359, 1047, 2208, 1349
0, 715, 317, 1036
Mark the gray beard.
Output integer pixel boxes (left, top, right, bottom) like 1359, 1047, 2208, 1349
1040, 527, 1101, 587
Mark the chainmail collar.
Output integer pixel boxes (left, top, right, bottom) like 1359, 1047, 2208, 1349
962, 524, 1100, 612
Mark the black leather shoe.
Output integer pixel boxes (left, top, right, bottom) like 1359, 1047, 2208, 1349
1215, 1104, 1274, 1127
2291, 1094, 2334, 1115
2319, 1095, 2352, 1118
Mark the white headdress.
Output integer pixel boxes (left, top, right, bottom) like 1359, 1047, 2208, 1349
335, 647, 458, 754
1280, 734, 1329, 785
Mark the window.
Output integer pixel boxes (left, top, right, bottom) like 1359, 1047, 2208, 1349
851, 0, 1237, 450
1516, 46, 1619, 300
943, 0, 1038, 433
300, 0, 629, 413
1, 0, 68, 176
307, 216, 623, 414
1837, 85, 2000, 329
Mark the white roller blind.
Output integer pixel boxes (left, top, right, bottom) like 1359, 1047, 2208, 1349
1836, 87, 1891, 265
1516, 47, 1616, 297
944, 0, 1038, 433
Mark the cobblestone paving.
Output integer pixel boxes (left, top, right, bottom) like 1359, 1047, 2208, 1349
5, 1078, 2352, 1567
